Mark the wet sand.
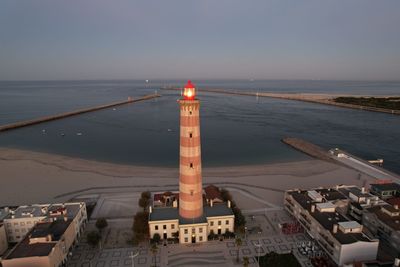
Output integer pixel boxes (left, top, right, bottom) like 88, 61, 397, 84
0, 147, 377, 206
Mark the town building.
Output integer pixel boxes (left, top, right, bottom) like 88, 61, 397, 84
285, 186, 379, 266
0, 208, 10, 256
1, 219, 76, 267
370, 183, 400, 200
148, 81, 235, 244
2, 202, 87, 245
363, 203, 400, 251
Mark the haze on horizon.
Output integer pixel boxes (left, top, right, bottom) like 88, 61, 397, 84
0, 0, 399, 81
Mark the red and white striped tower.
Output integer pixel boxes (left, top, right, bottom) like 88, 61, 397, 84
179, 80, 203, 219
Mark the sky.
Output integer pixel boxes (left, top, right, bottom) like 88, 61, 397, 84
0, 0, 399, 81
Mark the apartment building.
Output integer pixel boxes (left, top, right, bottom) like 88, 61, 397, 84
1, 219, 76, 267
2, 202, 87, 244
0, 208, 10, 256
285, 187, 379, 266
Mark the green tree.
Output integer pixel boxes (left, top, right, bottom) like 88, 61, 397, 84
235, 237, 243, 263
132, 211, 149, 244
138, 197, 150, 211
152, 233, 161, 244
87, 231, 101, 248
243, 256, 249, 267
220, 188, 232, 202
95, 218, 108, 232
141, 191, 151, 200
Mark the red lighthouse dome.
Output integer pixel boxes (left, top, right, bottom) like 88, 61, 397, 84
183, 80, 196, 100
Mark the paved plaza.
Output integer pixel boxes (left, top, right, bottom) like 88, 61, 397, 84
67, 209, 314, 267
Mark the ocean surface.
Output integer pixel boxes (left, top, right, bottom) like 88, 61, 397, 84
0, 80, 399, 173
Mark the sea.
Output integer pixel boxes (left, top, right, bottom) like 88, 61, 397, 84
0, 80, 399, 173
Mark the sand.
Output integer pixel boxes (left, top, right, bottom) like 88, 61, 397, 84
0, 147, 377, 207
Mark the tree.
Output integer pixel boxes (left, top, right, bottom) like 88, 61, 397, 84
220, 188, 232, 202
150, 243, 158, 267
138, 197, 150, 211
87, 231, 101, 248
235, 237, 243, 263
95, 218, 108, 232
152, 233, 161, 244
141, 191, 151, 200
132, 211, 149, 244
243, 256, 249, 267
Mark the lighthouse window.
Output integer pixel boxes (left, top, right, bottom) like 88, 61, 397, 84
189, 111, 192, 115
189, 133, 192, 138
190, 163, 193, 168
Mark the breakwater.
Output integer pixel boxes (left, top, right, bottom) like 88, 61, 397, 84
281, 137, 333, 161
0, 94, 161, 132
161, 87, 400, 115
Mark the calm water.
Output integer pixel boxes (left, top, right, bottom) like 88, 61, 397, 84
0, 80, 399, 173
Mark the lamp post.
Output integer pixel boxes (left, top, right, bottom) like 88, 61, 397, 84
255, 238, 262, 264
129, 251, 139, 267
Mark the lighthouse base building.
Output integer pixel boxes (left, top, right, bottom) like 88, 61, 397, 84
148, 192, 234, 244
148, 81, 235, 244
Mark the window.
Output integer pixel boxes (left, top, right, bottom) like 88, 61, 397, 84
199, 236, 203, 241
210, 221, 214, 226
16, 235, 20, 239
189, 133, 193, 138
15, 229, 19, 233
189, 111, 192, 115
21, 229, 26, 233
218, 221, 221, 226
14, 223, 18, 226
171, 224, 175, 230
199, 228, 203, 233
20, 222, 25, 226
190, 190, 194, 196
225, 220, 229, 225
7, 223, 11, 227
184, 237, 188, 242
226, 228, 229, 233
192, 228, 195, 234
155, 225, 158, 230
184, 229, 188, 234
163, 225, 166, 230
27, 221, 32, 224
190, 163, 193, 168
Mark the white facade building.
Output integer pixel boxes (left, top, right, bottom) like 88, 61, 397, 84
285, 187, 379, 266
2, 202, 87, 244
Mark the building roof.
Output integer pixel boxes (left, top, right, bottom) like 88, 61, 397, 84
5, 219, 72, 259
7, 205, 47, 219
370, 183, 400, 192
0, 208, 10, 221
386, 197, 400, 207
288, 188, 375, 245
149, 207, 179, 222
367, 206, 400, 231
204, 203, 234, 217
339, 186, 372, 198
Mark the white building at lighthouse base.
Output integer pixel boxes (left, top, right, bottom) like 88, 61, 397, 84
148, 192, 234, 244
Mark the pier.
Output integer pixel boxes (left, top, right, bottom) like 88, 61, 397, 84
281, 137, 333, 161
0, 93, 161, 132
161, 87, 400, 115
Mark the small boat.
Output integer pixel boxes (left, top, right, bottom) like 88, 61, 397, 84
42, 129, 46, 133
113, 108, 116, 111
167, 129, 172, 132
76, 133, 82, 136
61, 133, 65, 137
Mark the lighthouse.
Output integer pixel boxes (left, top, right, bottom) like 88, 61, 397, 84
179, 80, 203, 219
148, 80, 234, 244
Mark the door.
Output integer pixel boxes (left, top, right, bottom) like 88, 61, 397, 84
191, 235, 196, 243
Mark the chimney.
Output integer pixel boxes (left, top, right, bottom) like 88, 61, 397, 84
361, 187, 366, 194
333, 224, 338, 234
366, 198, 371, 205
210, 199, 213, 207
227, 200, 231, 208
395, 205, 399, 210
149, 206, 152, 214
394, 258, 400, 267
311, 205, 315, 213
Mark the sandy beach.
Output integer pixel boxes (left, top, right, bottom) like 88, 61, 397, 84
0, 147, 378, 208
